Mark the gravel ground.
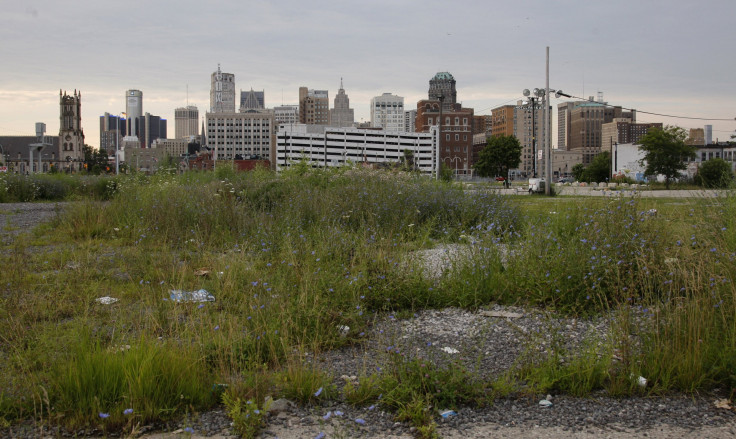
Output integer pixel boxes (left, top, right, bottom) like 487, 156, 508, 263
1, 202, 735, 438
0, 201, 71, 245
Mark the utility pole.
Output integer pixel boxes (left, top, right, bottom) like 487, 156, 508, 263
436, 95, 444, 180
545, 46, 551, 195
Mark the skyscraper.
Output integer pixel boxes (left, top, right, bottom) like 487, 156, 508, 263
210, 64, 236, 113
240, 89, 265, 111
370, 93, 404, 132
428, 72, 457, 110
298, 87, 329, 125
329, 79, 354, 127
274, 105, 299, 126
137, 113, 167, 149
125, 89, 143, 137
416, 72, 474, 175
100, 113, 126, 156
175, 106, 199, 139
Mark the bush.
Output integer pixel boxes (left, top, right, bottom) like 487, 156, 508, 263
695, 159, 733, 188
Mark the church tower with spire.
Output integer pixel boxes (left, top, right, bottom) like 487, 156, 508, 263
59, 89, 85, 169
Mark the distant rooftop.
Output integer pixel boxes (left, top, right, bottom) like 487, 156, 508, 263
432, 72, 454, 81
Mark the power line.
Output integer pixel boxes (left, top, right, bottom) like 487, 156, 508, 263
556, 92, 735, 122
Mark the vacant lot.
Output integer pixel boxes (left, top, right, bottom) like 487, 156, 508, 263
1, 170, 734, 438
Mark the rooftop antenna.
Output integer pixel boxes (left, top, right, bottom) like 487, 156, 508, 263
186, 84, 189, 106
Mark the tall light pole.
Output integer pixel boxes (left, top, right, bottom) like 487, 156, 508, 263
522, 89, 540, 178
524, 82, 566, 195
436, 95, 444, 180
545, 46, 551, 195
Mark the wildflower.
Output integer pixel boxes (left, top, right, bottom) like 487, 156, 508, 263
323, 411, 332, 420
99, 412, 110, 418
123, 408, 133, 415
183, 427, 194, 433
315, 433, 326, 439
355, 418, 366, 425
368, 405, 375, 410
314, 387, 323, 397
334, 410, 344, 416
197, 304, 204, 309
214, 325, 220, 331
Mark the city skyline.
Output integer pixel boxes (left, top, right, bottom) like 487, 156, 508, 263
1, 0, 734, 149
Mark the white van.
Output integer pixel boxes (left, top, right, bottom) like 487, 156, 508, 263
528, 178, 545, 194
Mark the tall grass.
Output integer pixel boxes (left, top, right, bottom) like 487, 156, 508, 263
1, 167, 735, 435
50, 336, 213, 429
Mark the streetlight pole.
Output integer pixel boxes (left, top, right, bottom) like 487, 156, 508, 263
436, 95, 444, 180
522, 89, 539, 178
545, 46, 551, 195
116, 115, 120, 175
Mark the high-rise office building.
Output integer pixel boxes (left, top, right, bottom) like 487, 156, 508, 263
329, 79, 354, 127
370, 93, 404, 132
299, 87, 329, 125
175, 106, 199, 139
558, 93, 633, 164
557, 101, 579, 151
513, 100, 550, 178
137, 113, 167, 149
428, 72, 457, 110
274, 105, 299, 126
404, 110, 417, 133
240, 89, 265, 111
100, 113, 126, 156
705, 125, 713, 145
602, 119, 662, 153
125, 89, 143, 137
490, 105, 515, 139
210, 64, 236, 113
568, 95, 633, 164
206, 110, 274, 161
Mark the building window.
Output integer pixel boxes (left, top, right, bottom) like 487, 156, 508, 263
455, 134, 459, 141
445, 134, 450, 140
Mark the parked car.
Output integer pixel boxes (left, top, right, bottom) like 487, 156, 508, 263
495, 176, 506, 182
557, 177, 574, 183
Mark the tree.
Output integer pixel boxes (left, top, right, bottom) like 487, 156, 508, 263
474, 135, 522, 188
82, 144, 109, 174
571, 163, 586, 182
695, 158, 734, 188
570, 152, 611, 183
585, 151, 611, 183
638, 126, 696, 189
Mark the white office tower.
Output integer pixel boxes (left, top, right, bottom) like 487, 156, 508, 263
274, 105, 299, 125
175, 106, 199, 139
210, 64, 236, 113
371, 93, 404, 132
705, 125, 713, 145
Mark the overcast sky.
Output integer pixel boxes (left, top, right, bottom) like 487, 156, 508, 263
1, 0, 734, 148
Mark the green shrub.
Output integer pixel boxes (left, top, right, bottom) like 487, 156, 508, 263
695, 159, 734, 188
